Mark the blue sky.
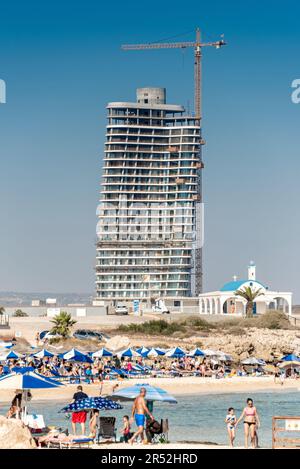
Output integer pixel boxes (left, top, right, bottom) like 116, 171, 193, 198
0, 0, 300, 299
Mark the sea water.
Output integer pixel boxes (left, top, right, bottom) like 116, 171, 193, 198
1, 390, 299, 448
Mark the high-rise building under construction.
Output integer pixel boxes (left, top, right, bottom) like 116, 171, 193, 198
95, 87, 204, 302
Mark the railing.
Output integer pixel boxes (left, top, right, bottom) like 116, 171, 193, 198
272, 416, 300, 449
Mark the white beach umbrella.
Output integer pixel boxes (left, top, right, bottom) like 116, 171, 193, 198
202, 349, 220, 357
217, 353, 233, 362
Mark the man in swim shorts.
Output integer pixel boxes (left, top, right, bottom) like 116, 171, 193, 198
129, 387, 154, 445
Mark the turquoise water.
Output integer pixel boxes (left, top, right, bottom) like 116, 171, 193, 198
1, 390, 299, 448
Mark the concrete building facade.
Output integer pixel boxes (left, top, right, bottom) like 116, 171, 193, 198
95, 87, 204, 302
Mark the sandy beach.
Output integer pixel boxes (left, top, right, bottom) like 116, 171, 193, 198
0, 375, 297, 403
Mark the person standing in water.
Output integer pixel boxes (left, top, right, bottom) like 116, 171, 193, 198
236, 398, 260, 449
225, 407, 237, 447
129, 387, 154, 445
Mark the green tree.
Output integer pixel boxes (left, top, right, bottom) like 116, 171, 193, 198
235, 286, 264, 318
50, 311, 76, 338
0, 306, 5, 316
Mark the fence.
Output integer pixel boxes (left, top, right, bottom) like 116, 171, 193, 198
272, 416, 300, 449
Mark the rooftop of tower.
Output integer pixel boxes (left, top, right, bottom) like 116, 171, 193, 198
107, 87, 185, 112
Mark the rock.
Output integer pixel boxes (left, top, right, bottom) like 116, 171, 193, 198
105, 335, 130, 351
0, 416, 36, 449
189, 328, 300, 362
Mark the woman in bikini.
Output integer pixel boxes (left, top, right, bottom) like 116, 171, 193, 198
236, 398, 260, 449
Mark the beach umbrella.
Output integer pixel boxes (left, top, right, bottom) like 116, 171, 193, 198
136, 347, 149, 355
279, 361, 300, 369
202, 349, 221, 357
188, 348, 205, 357
144, 348, 166, 358
0, 350, 20, 361
59, 396, 123, 413
165, 347, 186, 358
33, 349, 54, 359
11, 366, 35, 374
117, 348, 140, 358
241, 357, 265, 366
217, 353, 233, 362
0, 341, 14, 349
61, 348, 92, 363
280, 354, 300, 362
112, 383, 177, 404
0, 371, 64, 421
0, 371, 64, 390
92, 348, 113, 358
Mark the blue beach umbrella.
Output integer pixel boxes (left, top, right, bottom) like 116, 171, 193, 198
280, 354, 300, 362
59, 396, 123, 413
0, 350, 21, 360
112, 383, 177, 404
136, 346, 149, 355
0, 371, 64, 389
33, 349, 54, 359
92, 348, 113, 358
11, 366, 35, 374
117, 348, 140, 358
188, 348, 205, 357
165, 347, 186, 358
61, 348, 92, 363
144, 348, 166, 358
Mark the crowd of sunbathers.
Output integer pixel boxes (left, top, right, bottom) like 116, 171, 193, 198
0, 353, 271, 384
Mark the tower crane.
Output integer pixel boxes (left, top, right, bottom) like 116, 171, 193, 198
121, 27, 226, 120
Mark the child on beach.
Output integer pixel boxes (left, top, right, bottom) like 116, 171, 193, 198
119, 415, 132, 443
225, 407, 237, 447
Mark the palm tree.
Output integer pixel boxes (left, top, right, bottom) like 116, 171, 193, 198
50, 311, 76, 339
0, 306, 5, 316
235, 286, 264, 318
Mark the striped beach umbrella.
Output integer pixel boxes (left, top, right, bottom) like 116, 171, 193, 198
112, 383, 177, 404
0, 371, 64, 390
92, 348, 113, 358
165, 347, 186, 358
188, 348, 205, 357
33, 349, 55, 359
60, 348, 92, 363
280, 354, 300, 362
117, 348, 140, 358
136, 346, 149, 355
144, 348, 166, 358
0, 350, 20, 361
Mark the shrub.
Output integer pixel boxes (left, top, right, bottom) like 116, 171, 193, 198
255, 310, 291, 330
13, 309, 28, 317
118, 319, 185, 336
184, 316, 215, 331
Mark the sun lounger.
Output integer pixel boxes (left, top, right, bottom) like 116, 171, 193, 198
46, 436, 94, 449
97, 416, 116, 442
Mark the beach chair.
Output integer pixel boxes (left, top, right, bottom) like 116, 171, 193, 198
97, 416, 117, 442
25, 414, 48, 435
146, 419, 169, 444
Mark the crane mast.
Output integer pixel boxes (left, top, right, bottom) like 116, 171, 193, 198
122, 27, 226, 121
121, 28, 226, 296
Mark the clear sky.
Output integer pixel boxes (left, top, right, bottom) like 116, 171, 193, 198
0, 0, 300, 299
